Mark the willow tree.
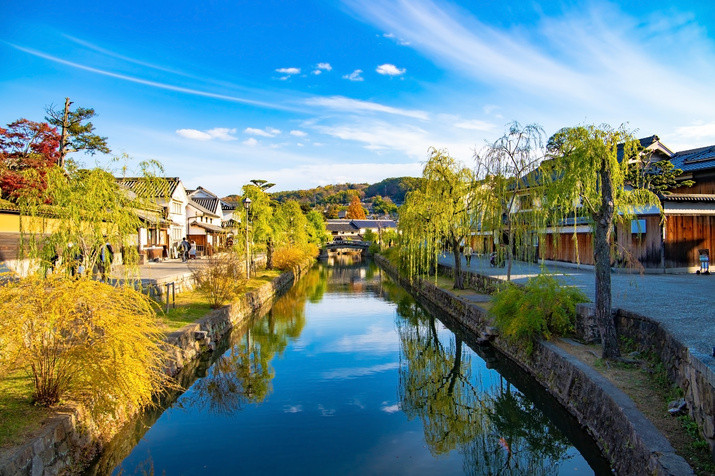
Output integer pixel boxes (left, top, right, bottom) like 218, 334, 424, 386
17, 159, 164, 276
476, 122, 546, 281
399, 148, 475, 289
544, 124, 661, 359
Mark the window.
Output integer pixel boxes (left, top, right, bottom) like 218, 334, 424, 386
171, 201, 182, 215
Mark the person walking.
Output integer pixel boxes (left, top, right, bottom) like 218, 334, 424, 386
180, 237, 190, 262
189, 241, 197, 260
465, 246, 472, 267
98, 239, 114, 282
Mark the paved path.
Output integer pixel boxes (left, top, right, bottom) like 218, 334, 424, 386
111, 258, 198, 281
438, 254, 715, 371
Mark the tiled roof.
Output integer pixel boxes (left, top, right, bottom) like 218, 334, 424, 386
221, 200, 237, 210
670, 145, 715, 173
326, 221, 359, 232
351, 219, 397, 229
664, 193, 715, 202
188, 199, 220, 217
190, 220, 226, 233
117, 177, 181, 198
191, 197, 220, 213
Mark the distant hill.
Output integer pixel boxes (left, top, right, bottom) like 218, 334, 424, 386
363, 177, 422, 204
222, 177, 422, 216
271, 183, 368, 206
269, 177, 421, 206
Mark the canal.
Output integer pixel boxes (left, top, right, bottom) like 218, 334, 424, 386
90, 257, 609, 475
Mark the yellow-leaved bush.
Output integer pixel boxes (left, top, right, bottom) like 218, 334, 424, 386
272, 244, 318, 271
0, 274, 171, 419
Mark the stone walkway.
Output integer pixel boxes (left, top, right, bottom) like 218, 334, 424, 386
438, 254, 715, 372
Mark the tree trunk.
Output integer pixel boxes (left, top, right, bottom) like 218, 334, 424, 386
266, 237, 274, 270
594, 164, 621, 359
506, 223, 513, 281
451, 238, 464, 289
58, 97, 71, 168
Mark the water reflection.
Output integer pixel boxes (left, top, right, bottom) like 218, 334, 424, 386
98, 258, 605, 475
185, 267, 326, 415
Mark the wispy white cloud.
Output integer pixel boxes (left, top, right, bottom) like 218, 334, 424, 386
306, 96, 428, 120
674, 122, 715, 141
283, 405, 303, 413
382, 32, 410, 46
243, 137, 258, 147
454, 119, 496, 132
344, 0, 715, 117
343, 69, 364, 81
376, 63, 405, 76
276, 67, 300, 75
176, 127, 237, 141
290, 130, 307, 137
9, 44, 297, 111
313, 62, 333, 75
244, 127, 281, 137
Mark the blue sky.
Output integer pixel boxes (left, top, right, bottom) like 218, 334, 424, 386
3, 1, 715, 194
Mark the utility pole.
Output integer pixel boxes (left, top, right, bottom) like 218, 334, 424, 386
58, 97, 72, 168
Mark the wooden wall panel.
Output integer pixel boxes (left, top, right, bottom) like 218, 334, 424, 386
665, 215, 715, 268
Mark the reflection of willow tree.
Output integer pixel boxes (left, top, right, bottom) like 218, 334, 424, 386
188, 329, 274, 415
188, 267, 324, 414
462, 380, 572, 475
396, 293, 575, 473
397, 313, 487, 455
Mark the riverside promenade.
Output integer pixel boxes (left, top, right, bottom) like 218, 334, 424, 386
438, 254, 715, 373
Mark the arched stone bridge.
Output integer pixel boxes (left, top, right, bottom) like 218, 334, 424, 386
324, 240, 371, 253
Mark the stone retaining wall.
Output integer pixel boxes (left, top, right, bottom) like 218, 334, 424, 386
377, 255, 694, 475
0, 260, 313, 476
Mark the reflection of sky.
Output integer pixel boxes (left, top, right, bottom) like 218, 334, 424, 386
113, 267, 596, 476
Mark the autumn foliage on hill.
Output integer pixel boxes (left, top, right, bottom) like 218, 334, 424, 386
0, 119, 60, 201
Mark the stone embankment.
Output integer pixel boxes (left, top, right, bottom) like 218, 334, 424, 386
376, 255, 694, 475
0, 260, 313, 476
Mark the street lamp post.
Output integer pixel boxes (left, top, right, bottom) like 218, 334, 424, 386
243, 196, 252, 279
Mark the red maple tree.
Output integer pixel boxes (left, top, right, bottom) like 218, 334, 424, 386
0, 119, 60, 201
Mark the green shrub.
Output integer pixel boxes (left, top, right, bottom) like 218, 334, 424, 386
491, 274, 588, 353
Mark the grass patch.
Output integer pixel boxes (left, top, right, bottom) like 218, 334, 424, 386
0, 370, 51, 448
160, 269, 284, 333
432, 274, 478, 297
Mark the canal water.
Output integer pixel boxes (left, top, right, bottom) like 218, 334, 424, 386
91, 256, 609, 475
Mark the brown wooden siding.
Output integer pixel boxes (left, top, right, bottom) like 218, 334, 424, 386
671, 176, 715, 194
613, 216, 663, 267
0, 232, 20, 261
541, 232, 594, 265
664, 215, 715, 268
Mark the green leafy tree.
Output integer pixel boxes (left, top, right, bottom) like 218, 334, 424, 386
371, 195, 398, 216
242, 182, 275, 268
399, 148, 476, 289
544, 124, 661, 359
45, 98, 110, 168
626, 154, 694, 194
